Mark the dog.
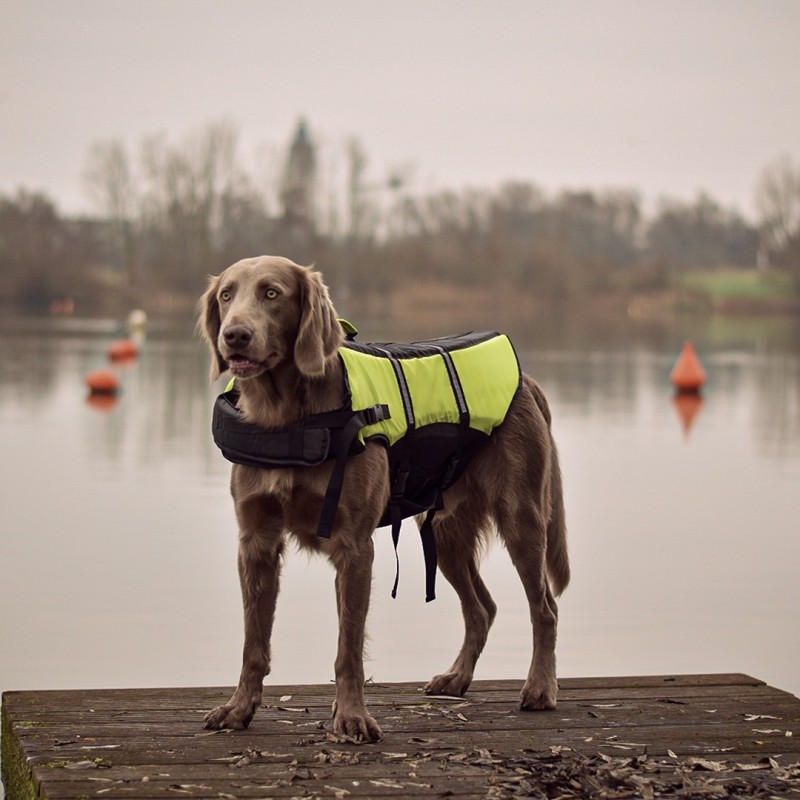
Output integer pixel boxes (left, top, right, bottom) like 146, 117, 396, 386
199, 255, 569, 742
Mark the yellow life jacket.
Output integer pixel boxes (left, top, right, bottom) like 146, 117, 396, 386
212, 325, 521, 599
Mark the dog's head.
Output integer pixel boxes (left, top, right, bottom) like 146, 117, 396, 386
198, 256, 343, 382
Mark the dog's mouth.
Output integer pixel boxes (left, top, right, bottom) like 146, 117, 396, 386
226, 352, 279, 377
226, 354, 265, 377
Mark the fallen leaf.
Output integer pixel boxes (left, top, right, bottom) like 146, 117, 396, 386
323, 786, 350, 799
686, 757, 726, 771
424, 695, 467, 701
79, 744, 120, 750
326, 730, 368, 746
318, 750, 360, 765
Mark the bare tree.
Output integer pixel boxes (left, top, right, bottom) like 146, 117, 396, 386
755, 155, 800, 252
346, 137, 377, 242
0, 190, 93, 310
755, 155, 800, 291
84, 139, 139, 286
139, 121, 240, 288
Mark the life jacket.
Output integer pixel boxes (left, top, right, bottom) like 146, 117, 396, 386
212, 323, 521, 600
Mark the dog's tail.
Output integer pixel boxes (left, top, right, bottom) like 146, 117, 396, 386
545, 444, 570, 597
529, 380, 570, 597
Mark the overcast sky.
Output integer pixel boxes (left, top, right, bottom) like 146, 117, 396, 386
2, 0, 799, 219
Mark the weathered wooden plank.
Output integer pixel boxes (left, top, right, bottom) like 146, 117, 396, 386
6, 682, 789, 721
3, 673, 770, 711
9, 697, 796, 740
7, 701, 786, 744
4, 675, 799, 800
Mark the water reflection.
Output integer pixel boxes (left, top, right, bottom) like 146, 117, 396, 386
672, 392, 704, 438
0, 314, 798, 700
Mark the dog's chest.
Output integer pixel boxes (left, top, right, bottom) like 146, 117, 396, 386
257, 468, 295, 499
240, 466, 331, 544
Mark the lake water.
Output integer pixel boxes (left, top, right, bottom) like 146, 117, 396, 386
1, 312, 798, 702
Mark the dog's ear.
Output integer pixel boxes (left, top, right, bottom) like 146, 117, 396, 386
294, 267, 343, 378
197, 274, 227, 382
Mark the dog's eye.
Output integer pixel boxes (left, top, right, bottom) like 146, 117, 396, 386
265, 288, 279, 300
219, 289, 232, 302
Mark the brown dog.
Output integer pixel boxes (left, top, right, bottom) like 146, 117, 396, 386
199, 255, 569, 742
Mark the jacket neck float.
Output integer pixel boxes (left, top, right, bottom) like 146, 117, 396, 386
212, 325, 521, 601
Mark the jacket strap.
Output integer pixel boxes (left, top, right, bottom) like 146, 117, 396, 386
389, 504, 403, 599
419, 495, 443, 602
315, 404, 391, 539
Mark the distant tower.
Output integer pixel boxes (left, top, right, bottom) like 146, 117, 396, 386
281, 119, 317, 226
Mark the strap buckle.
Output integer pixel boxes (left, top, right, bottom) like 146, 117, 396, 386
362, 404, 390, 425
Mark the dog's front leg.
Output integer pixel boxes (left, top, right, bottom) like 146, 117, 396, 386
330, 538, 382, 742
204, 502, 284, 730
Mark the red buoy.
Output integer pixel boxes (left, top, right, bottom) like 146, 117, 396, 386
108, 339, 139, 361
670, 342, 706, 394
86, 369, 120, 395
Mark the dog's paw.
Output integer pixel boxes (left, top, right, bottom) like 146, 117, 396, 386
202, 702, 256, 730
519, 679, 558, 711
425, 671, 471, 698
332, 704, 383, 743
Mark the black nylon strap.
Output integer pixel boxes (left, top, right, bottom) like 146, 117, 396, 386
419, 504, 440, 602
389, 496, 441, 602
390, 504, 402, 599
316, 409, 376, 539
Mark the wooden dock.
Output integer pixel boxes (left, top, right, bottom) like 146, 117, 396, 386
3, 674, 799, 799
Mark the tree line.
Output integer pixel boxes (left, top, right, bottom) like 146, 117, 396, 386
1, 120, 798, 314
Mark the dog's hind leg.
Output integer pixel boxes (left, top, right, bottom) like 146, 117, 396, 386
204, 496, 284, 730
499, 504, 560, 711
425, 517, 496, 697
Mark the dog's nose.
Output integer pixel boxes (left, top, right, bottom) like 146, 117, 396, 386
223, 325, 252, 349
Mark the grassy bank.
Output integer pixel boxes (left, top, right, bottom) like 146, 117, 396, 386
677, 268, 796, 314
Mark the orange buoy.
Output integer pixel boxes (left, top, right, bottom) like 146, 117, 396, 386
107, 339, 139, 361
86, 369, 120, 395
670, 341, 706, 394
